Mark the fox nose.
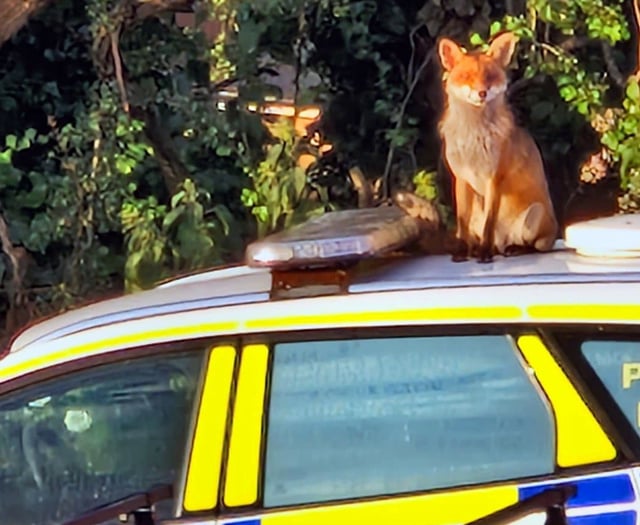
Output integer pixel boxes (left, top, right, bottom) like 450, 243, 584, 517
478, 90, 487, 99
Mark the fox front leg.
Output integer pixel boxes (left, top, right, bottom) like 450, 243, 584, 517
477, 175, 501, 263
451, 178, 478, 262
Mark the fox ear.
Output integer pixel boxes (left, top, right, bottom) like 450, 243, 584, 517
487, 31, 519, 67
438, 38, 465, 71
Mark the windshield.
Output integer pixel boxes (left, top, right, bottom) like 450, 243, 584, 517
0, 350, 204, 525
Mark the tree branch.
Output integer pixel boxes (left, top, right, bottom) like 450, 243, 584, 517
382, 45, 434, 200
601, 41, 626, 89
131, 106, 191, 195
110, 30, 130, 113
0, 0, 193, 48
559, 35, 590, 51
0, 0, 49, 47
0, 209, 32, 335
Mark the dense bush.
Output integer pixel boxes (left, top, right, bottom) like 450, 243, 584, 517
0, 0, 637, 338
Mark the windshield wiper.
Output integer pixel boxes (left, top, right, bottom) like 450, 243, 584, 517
466, 485, 577, 525
62, 483, 173, 525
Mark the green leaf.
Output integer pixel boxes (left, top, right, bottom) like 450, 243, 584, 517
237, 19, 261, 55
0, 164, 21, 187
42, 81, 61, 98
127, 143, 148, 161
469, 33, 484, 46
627, 80, 640, 103
602, 131, 620, 150
162, 208, 183, 230
292, 166, 307, 198
115, 156, 135, 175
215, 144, 232, 157
17, 172, 48, 208
0, 96, 17, 111
171, 190, 186, 208
210, 204, 233, 236
559, 85, 578, 102
24, 128, 37, 142
576, 100, 589, 115
5, 135, 17, 149
0, 149, 12, 164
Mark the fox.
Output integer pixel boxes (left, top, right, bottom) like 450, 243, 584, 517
437, 31, 558, 263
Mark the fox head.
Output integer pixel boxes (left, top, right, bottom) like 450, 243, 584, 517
438, 32, 518, 107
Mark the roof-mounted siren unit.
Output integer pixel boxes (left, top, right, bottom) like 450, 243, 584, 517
245, 206, 422, 269
564, 214, 640, 258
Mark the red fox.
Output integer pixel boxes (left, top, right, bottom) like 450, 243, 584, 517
437, 31, 558, 262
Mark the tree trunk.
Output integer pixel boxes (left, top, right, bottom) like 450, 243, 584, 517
0, 0, 51, 46
0, 0, 192, 47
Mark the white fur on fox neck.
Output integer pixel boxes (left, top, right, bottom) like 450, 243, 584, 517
447, 82, 507, 106
439, 81, 514, 197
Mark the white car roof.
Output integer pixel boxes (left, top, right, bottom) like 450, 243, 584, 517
8, 239, 640, 355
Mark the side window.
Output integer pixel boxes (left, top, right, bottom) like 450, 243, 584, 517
0, 349, 205, 525
263, 335, 555, 507
582, 339, 640, 435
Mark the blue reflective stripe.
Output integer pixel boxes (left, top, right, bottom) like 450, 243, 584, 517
519, 473, 635, 507
569, 511, 636, 525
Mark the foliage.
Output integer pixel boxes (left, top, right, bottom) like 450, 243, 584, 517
241, 118, 329, 236
0, 0, 261, 324
122, 178, 235, 291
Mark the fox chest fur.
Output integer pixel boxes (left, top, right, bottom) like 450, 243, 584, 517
439, 101, 514, 196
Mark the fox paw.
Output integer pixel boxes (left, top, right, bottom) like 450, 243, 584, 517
476, 245, 494, 264
450, 239, 470, 262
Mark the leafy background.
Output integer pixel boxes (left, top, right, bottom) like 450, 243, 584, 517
0, 0, 637, 341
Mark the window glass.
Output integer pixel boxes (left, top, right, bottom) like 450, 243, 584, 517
582, 340, 640, 436
0, 349, 204, 525
264, 335, 554, 507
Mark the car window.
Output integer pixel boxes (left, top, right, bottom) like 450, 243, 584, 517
263, 335, 555, 507
582, 340, 640, 436
0, 349, 205, 525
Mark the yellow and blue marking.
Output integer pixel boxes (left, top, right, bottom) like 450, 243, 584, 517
520, 470, 638, 525
219, 469, 640, 525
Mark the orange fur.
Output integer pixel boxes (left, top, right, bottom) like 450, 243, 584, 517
437, 32, 558, 262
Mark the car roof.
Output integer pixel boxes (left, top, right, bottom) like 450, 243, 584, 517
7, 240, 640, 355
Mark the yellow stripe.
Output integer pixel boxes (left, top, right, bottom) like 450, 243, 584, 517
517, 335, 616, 466
224, 344, 269, 507
1, 321, 237, 380
528, 304, 640, 321
184, 345, 236, 512
246, 306, 521, 330
6, 306, 520, 383
261, 485, 518, 525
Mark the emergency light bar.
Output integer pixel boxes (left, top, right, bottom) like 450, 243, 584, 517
565, 214, 640, 258
245, 206, 421, 268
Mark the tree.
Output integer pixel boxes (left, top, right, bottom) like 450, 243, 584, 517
0, 0, 258, 340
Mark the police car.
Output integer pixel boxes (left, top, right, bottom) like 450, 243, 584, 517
2, 207, 640, 525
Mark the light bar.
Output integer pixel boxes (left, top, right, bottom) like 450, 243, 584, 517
245, 206, 421, 268
565, 214, 640, 258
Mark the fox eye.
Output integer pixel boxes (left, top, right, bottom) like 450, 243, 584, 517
484, 71, 500, 85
